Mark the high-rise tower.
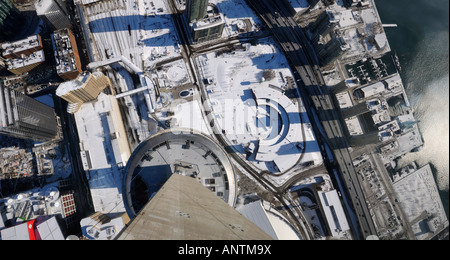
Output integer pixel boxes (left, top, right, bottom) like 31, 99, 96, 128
117, 174, 272, 240
56, 71, 111, 113
122, 129, 237, 217
51, 29, 82, 80
186, 0, 209, 23
0, 0, 25, 41
0, 83, 59, 142
185, 0, 225, 43
1, 34, 46, 75
34, 0, 71, 31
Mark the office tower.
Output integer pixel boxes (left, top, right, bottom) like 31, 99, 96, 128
309, 11, 337, 42
56, 71, 111, 113
35, 0, 71, 31
117, 174, 273, 240
318, 35, 349, 65
51, 29, 82, 80
186, 0, 209, 23
0, 0, 25, 41
1, 34, 44, 59
0, 83, 59, 142
192, 15, 225, 42
0, 56, 5, 70
187, 0, 224, 43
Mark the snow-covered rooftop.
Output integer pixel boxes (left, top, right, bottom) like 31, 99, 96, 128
55, 71, 91, 97
288, 0, 310, 14
0, 183, 67, 227
393, 164, 449, 240
74, 92, 131, 213
5, 50, 45, 70
290, 173, 353, 239
51, 30, 80, 76
80, 0, 182, 71
237, 199, 302, 240
195, 39, 323, 175
1, 34, 42, 57
313, 0, 391, 63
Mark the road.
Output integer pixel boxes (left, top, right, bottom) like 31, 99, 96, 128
191, 43, 316, 240
53, 88, 94, 223
165, 0, 316, 239
245, 0, 378, 239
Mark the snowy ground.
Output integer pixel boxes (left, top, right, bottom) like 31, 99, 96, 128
82, 0, 181, 70
76, 0, 326, 218
170, 96, 212, 136
74, 93, 130, 213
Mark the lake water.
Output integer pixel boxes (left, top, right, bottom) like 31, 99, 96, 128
376, 0, 449, 216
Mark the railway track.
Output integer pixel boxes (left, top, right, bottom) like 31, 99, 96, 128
245, 0, 379, 239
213, 131, 314, 240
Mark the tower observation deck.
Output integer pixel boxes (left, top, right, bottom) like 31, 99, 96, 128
122, 128, 237, 218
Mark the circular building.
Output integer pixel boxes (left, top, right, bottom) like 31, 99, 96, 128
123, 129, 237, 218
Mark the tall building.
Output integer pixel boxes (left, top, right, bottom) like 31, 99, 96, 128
0, 56, 6, 70
0, 0, 25, 42
318, 35, 350, 65
51, 29, 82, 80
186, 0, 209, 23
192, 14, 225, 42
1, 34, 43, 59
117, 174, 272, 240
309, 11, 337, 42
34, 0, 71, 31
187, 1, 224, 43
0, 83, 59, 142
3, 49, 45, 75
56, 71, 111, 113
1, 34, 46, 75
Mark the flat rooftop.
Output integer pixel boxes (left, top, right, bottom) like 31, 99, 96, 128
56, 71, 92, 97
193, 14, 225, 30
195, 39, 323, 175
0, 183, 66, 227
52, 30, 80, 76
316, 0, 391, 63
5, 50, 45, 70
288, 0, 310, 14
74, 92, 131, 213
210, 0, 263, 37
393, 164, 449, 240
1, 34, 41, 57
